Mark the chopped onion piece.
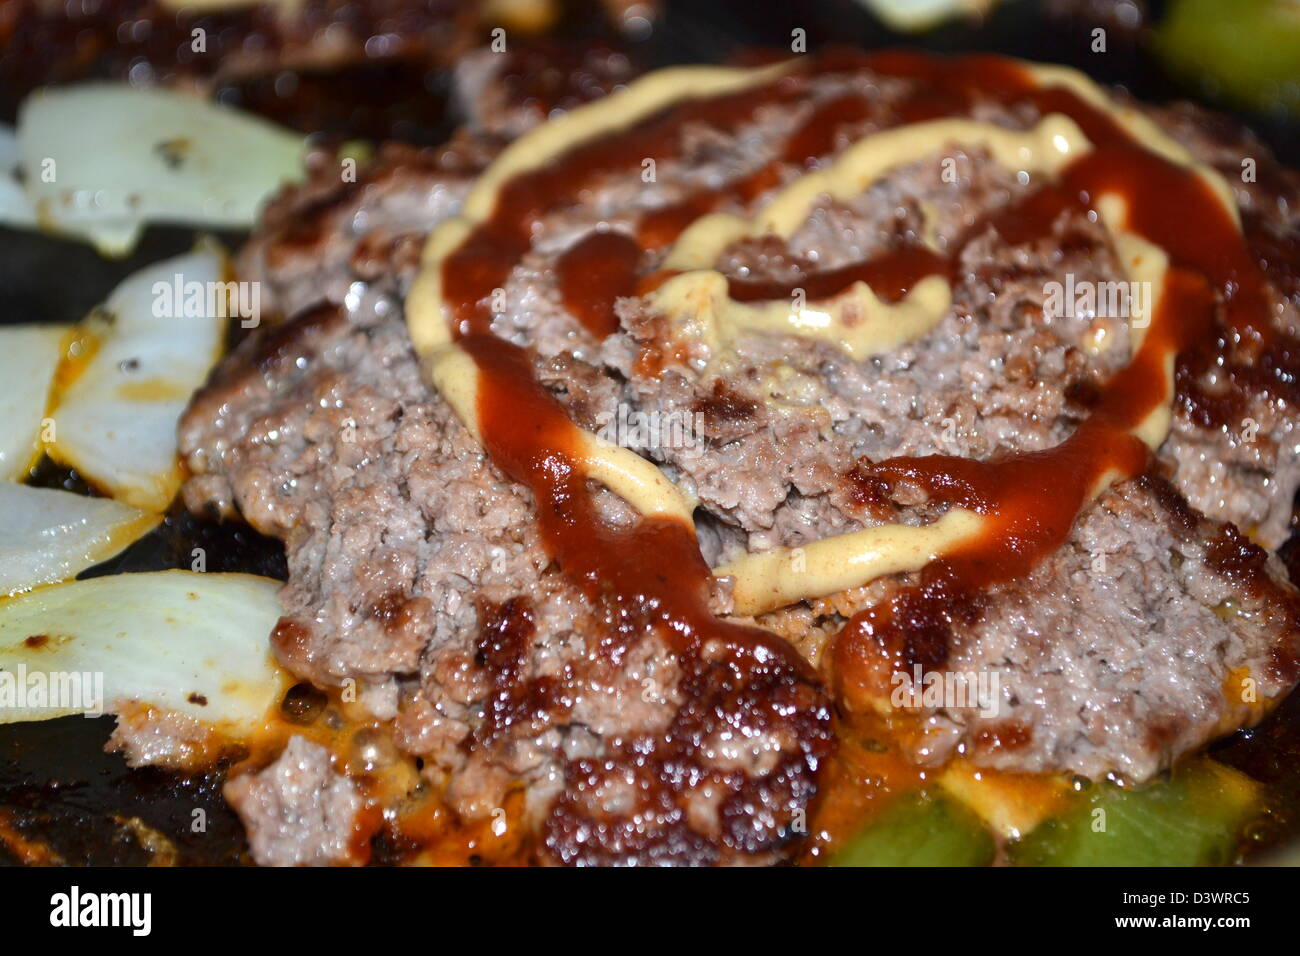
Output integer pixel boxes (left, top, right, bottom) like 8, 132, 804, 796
0, 483, 159, 596
0, 571, 288, 730
0, 325, 65, 480
47, 249, 227, 511
16, 84, 304, 254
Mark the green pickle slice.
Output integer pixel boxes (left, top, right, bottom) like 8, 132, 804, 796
1156, 0, 1300, 115
1007, 760, 1262, 867
830, 791, 997, 867
830, 760, 1262, 866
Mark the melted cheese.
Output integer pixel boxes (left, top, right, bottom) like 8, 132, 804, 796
939, 762, 1075, 841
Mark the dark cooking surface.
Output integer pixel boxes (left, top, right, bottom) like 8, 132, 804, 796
1, 0, 1297, 866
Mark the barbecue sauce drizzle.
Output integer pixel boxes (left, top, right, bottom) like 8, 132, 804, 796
436, 50, 1285, 856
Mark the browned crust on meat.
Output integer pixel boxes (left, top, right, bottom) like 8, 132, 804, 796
0, 0, 476, 99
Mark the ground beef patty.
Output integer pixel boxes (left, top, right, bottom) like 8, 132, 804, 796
179, 50, 1300, 864
224, 735, 365, 867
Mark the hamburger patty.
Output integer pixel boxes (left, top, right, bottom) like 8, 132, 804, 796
177, 50, 1300, 864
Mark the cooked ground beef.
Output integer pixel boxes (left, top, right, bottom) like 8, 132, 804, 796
824, 475, 1300, 781
105, 705, 225, 771
181, 294, 822, 865
1150, 103, 1300, 548
235, 136, 494, 327
224, 735, 364, 866
453, 40, 641, 138
177, 50, 1300, 864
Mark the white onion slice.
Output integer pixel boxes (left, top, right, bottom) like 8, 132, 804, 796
0, 571, 288, 729
0, 483, 159, 596
46, 249, 227, 511
15, 84, 304, 255
0, 325, 65, 480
